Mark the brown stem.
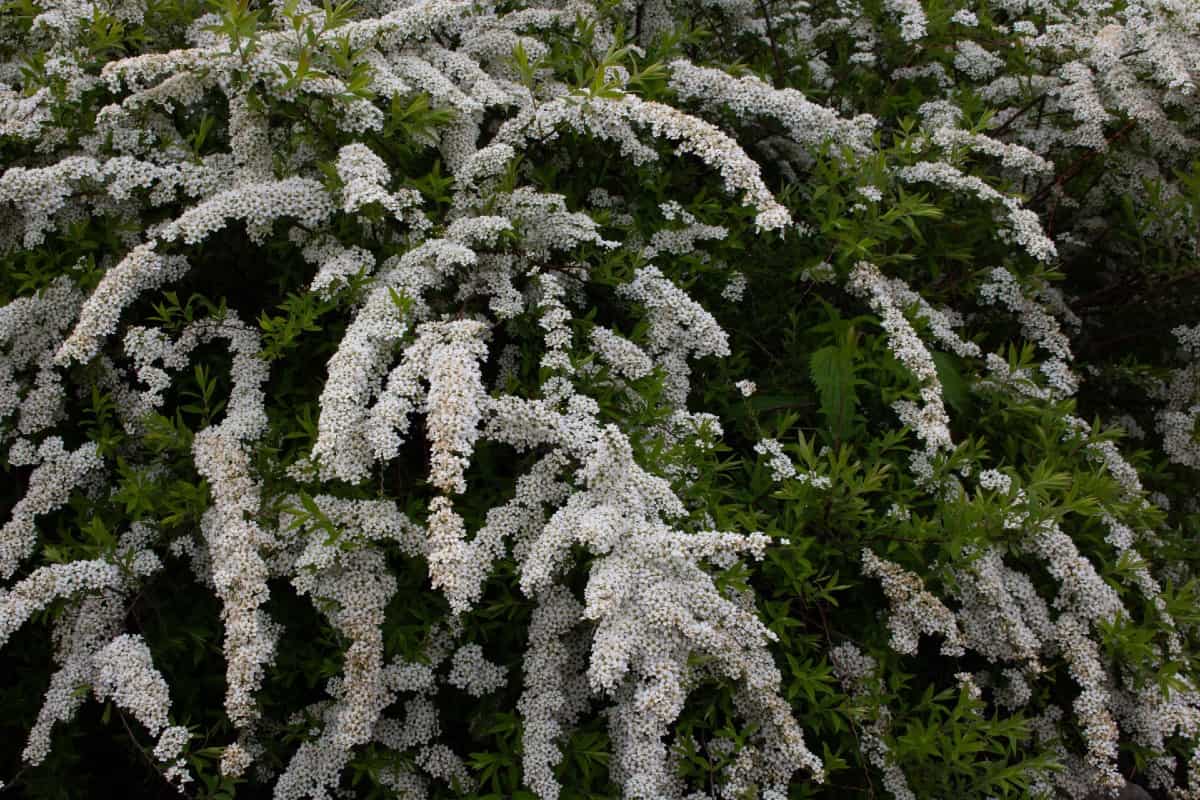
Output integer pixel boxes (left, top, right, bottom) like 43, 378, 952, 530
0, 769, 27, 794
755, 0, 786, 88
1074, 267, 1200, 311
1082, 321, 1184, 356
1034, 119, 1137, 205
116, 709, 191, 798
991, 91, 1047, 137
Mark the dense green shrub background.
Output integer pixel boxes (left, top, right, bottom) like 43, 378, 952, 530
2, 0, 1200, 798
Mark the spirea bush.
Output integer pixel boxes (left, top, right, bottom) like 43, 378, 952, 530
1, 0, 1200, 797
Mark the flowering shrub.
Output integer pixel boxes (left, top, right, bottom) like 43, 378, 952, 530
1, 0, 1199, 798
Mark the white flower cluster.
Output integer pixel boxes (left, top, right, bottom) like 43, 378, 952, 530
535, 275, 574, 377
987, 476, 1135, 793
55, 243, 190, 367
950, 545, 1053, 668
641, 201, 728, 260
92, 633, 173, 737
950, 9, 978, 27
0, 157, 106, 248
754, 437, 796, 482
1150, 324, 1200, 469
846, 262, 954, 474
312, 239, 475, 482
420, 320, 491, 495
830, 643, 916, 800
153, 177, 334, 246
518, 586, 590, 800
2, 523, 164, 765
91, 632, 193, 784
977, 468, 1012, 494
0, 276, 82, 442
722, 270, 747, 302
0, 87, 52, 141
1062, 415, 1145, 499
0, 559, 122, 649
617, 265, 731, 408
278, 542, 397, 799
918, 102, 1053, 178
19, 592, 123, 765
896, 161, 1057, 262
335, 143, 426, 226
667, 59, 877, 157
860, 549, 965, 657
590, 325, 653, 382
885, 0, 927, 42
954, 40, 1005, 81
161, 316, 276, 736
300, 235, 376, 300
447, 643, 508, 697
978, 267, 1078, 397
0, 437, 104, 579
496, 93, 794, 231
484, 398, 824, 797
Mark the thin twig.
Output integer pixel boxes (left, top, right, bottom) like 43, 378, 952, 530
0, 769, 28, 794
755, 0, 785, 87
991, 91, 1046, 137
116, 709, 189, 798
1034, 119, 1137, 205
816, 601, 879, 797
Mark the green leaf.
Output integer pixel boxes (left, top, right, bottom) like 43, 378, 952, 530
809, 332, 861, 442
932, 351, 970, 414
